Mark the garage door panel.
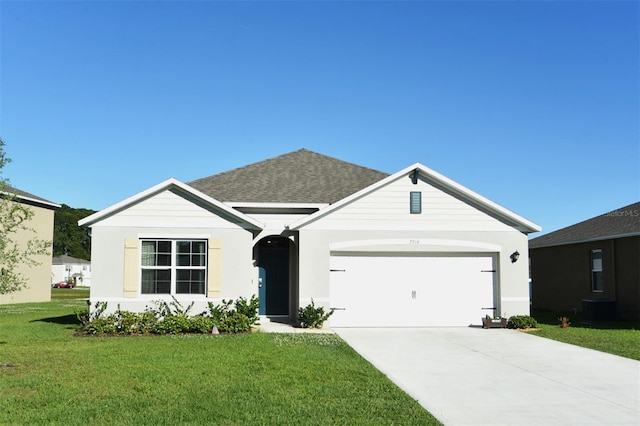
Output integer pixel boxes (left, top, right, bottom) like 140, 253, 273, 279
330, 255, 494, 327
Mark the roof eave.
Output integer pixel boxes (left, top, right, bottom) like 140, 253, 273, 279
78, 178, 264, 230
289, 163, 541, 233
529, 232, 640, 249
224, 201, 330, 209
1, 191, 60, 210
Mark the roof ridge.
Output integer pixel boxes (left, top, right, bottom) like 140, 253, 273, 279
187, 149, 389, 204
298, 148, 389, 176
188, 148, 387, 184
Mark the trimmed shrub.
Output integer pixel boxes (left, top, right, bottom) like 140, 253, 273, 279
83, 317, 118, 335
218, 312, 251, 333
152, 315, 191, 335
235, 295, 260, 326
297, 299, 333, 329
187, 315, 215, 334
507, 315, 538, 329
79, 295, 260, 336
207, 299, 234, 325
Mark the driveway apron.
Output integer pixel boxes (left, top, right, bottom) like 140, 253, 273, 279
335, 328, 640, 426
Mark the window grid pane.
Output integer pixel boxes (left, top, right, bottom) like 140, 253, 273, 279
141, 241, 156, 266
141, 269, 171, 294
140, 239, 207, 295
176, 269, 206, 295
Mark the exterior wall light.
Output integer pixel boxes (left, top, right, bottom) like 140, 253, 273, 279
510, 250, 520, 263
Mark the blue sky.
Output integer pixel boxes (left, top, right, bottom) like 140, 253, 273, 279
1, 0, 638, 236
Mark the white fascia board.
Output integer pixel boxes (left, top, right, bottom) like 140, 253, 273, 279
1, 191, 61, 209
412, 163, 542, 233
78, 178, 264, 229
289, 163, 542, 233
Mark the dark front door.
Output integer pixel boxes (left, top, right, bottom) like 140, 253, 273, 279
257, 238, 290, 316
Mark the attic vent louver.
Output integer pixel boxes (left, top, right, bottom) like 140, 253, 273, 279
410, 191, 422, 214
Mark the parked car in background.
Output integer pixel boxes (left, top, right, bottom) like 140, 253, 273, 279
52, 281, 75, 289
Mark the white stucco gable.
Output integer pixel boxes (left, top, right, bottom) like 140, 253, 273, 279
79, 178, 264, 230
289, 163, 541, 233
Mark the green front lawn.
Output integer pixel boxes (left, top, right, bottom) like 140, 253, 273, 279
530, 310, 640, 361
51, 286, 90, 299
0, 296, 440, 425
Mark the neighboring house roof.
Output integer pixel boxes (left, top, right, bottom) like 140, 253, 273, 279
1, 184, 60, 209
529, 201, 640, 248
290, 163, 542, 234
79, 178, 264, 229
52, 255, 91, 265
188, 149, 389, 204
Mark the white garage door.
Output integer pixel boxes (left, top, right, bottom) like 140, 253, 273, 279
330, 255, 495, 327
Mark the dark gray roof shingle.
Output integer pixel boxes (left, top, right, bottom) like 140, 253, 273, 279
2, 184, 58, 208
52, 255, 90, 265
188, 149, 389, 204
529, 201, 640, 248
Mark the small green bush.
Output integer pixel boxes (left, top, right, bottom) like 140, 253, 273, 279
207, 295, 260, 331
207, 299, 234, 325
218, 312, 251, 333
507, 315, 538, 329
77, 301, 108, 326
152, 315, 191, 335
297, 299, 333, 329
83, 317, 118, 335
187, 315, 215, 333
235, 295, 260, 326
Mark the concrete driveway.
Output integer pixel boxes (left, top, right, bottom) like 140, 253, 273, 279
335, 327, 640, 426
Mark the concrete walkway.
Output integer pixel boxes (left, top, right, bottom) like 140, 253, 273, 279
334, 327, 640, 426
257, 317, 334, 333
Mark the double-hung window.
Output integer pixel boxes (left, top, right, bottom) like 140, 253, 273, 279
141, 239, 207, 295
590, 249, 603, 292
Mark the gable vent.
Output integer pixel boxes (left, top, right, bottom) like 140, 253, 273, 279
410, 191, 422, 214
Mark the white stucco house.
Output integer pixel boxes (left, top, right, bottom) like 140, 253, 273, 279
79, 149, 541, 327
51, 255, 92, 286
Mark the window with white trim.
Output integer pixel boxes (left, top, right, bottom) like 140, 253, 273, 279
141, 239, 207, 295
590, 249, 603, 292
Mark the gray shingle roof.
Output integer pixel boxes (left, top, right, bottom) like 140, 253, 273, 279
529, 201, 640, 248
188, 149, 389, 204
52, 255, 90, 265
2, 184, 59, 208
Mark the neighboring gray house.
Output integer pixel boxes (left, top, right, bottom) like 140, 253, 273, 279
79, 149, 540, 327
530, 202, 640, 321
52, 255, 92, 287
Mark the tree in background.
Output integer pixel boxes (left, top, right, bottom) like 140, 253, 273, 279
54, 205, 95, 260
0, 138, 52, 295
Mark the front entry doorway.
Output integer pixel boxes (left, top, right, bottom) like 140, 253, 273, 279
257, 237, 291, 316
